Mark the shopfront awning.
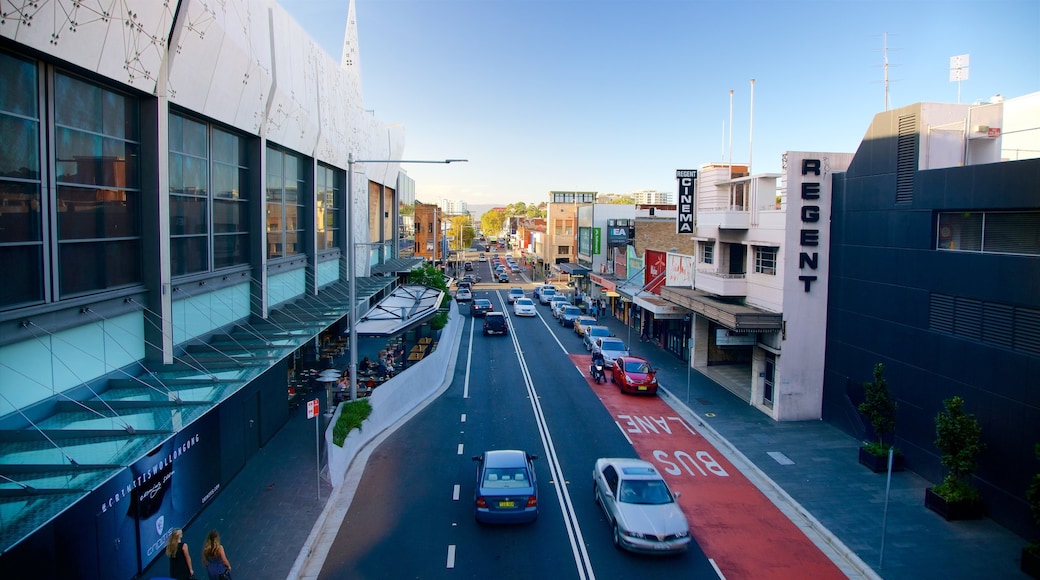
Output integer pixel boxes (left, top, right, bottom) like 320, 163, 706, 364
353, 284, 445, 336
634, 294, 686, 319
370, 257, 424, 276
556, 262, 591, 275
660, 286, 782, 331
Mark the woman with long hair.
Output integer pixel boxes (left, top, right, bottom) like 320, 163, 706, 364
201, 529, 232, 579
164, 528, 195, 580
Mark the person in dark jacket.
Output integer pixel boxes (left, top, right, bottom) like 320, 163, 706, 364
165, 528, 195, 580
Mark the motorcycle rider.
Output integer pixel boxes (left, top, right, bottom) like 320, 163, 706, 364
590, 349, 606, 383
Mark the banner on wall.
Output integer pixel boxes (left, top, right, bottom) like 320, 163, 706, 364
666, 252, 694, 287
676, 169, 697, 234
644, 249, 667, 295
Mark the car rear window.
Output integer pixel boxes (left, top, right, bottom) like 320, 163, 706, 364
624, 361, 652, 373
601, 340, 624, 350
591, 328, 609, 336
483, 467, 530, 488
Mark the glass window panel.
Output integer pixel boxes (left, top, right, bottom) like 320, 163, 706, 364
0, 52, 38, 117
213, 199, 247, 234
170, 235, 208, 276
170, 195, 208, 235
212, 163, 239, 199
211, 128, 234, 163
267, 229, 283, 258
101, 138, 139, 189
172, 114, 206, 157
179, 154, 207, 195
284, 231, 300, 256
0, 244, 43, 306
57, 186, 139, 240
285, 204, 299, 231
168, 153, 184, 193
55, 73, 101, 132
0, 116, 40, 179
0, 182, 42, 242
59, 239, 141, 295
236, 166, 250, 200
55, 127, 101, 184
102, 88, 138, 140
984, 212, 1040, 256
938, 212, 982, 251
168, 113, 183, 152
214, 233, 248, 268
266, 202, 281, 232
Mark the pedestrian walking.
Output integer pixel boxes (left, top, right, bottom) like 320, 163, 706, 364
165, 528, 195, 580
201, 529, 232, 580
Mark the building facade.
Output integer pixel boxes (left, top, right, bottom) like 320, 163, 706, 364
630, 189, 673, 204
413, 202, 448, 264
0, 1, 411, 577
545, 191, 595, 277
824, 93, 1040, 536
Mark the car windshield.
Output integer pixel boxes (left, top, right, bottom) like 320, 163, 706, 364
482, 467, 530, 489
624, 361, 652, 374
591, 328, 609, 337
563, 307, 580, 315
618, 479, 673, 505
601, 340, 624, 351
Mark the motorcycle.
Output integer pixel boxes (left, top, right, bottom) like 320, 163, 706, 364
590, 361, 606, 384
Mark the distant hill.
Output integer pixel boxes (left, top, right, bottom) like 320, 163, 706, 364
467, 203, 498, 220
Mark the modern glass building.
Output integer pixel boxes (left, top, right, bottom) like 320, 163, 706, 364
0, 1, 408, 577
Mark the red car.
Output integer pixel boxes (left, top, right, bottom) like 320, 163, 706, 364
611, 356, 658, 395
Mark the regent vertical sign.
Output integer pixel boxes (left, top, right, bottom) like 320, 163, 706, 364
676, 169, 697, 233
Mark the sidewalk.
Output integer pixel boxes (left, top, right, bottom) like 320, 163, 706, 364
592, 313, 1029, 580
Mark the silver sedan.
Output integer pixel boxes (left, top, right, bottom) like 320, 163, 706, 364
593, 457, 691, 554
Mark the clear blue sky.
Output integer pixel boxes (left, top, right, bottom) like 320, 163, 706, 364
279, 0, 1038, 207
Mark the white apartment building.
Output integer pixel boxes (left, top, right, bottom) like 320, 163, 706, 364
630, 189, 673, 204
660, 154, 852, 421
439, 198, 468, 215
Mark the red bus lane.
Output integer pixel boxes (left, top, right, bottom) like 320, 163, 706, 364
570, 354, 843, 579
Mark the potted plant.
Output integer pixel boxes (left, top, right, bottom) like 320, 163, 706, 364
857, 363, 903, 472
926, 395, 986, 520
1022, 443, 1040, 577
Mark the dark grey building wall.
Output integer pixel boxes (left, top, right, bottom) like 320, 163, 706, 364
824, 108, 1040, 537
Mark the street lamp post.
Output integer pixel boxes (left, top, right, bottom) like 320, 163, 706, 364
346, 154, 466, 401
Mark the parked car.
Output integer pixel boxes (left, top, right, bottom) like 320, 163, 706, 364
507, 287, 524, 303
513, 298, 537, 317
510, 265, 522, 273
483, 312, 509, 336
549, 296, 571, 317
559, 305, 583, 327
533, 284, 555, 301
611, 356, 659, 395
473, 450, 539, 524
455, 287, 472, 302
593, 337, 629, 365
573, 315, 598, 335
593, 458, 690, 553
497, 272, 510, 283
583, 326, 613, 351
471, 299, 493, 317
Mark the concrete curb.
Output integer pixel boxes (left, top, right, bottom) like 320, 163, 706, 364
287, 302, 466, 580
657, 386, 881, 580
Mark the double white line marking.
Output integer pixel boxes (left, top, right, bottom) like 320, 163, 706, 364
499, 291, 596, 580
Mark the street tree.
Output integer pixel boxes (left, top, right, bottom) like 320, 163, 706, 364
481, 209, 505, 236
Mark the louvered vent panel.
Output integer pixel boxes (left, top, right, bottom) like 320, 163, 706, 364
954, 297, 982, 340
982, 303, 1014, 347
929, 293, 955, 333
1015, 307, 1040, 357
896, 114, 917, 204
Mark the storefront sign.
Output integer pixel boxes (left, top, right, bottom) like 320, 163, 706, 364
676, 169, 697, 234
592, 227, 602, 254
666, 252, 694, 287
645, 249, 667, 294
715, 328, 757, 346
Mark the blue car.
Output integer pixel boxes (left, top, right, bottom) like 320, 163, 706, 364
473, 450, 539, 524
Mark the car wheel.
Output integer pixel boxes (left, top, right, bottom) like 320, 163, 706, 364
610, 373, 615, 384
612, 522, 623, 550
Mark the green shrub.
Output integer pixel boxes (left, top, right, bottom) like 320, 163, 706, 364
933, 395, 985, 500
858, 362, 897, 455
332, 399, 372, 447
430, 311, 449, 330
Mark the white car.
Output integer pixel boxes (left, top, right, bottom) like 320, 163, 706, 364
537, 288, 558, 304
533, 285, 556, 301
507, 287, 524, 303
593, 337, 629, 365
455, 288, 472, 302
593, 458, 691, 554
513, 298, 536, 317
549, 296, 570, 317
